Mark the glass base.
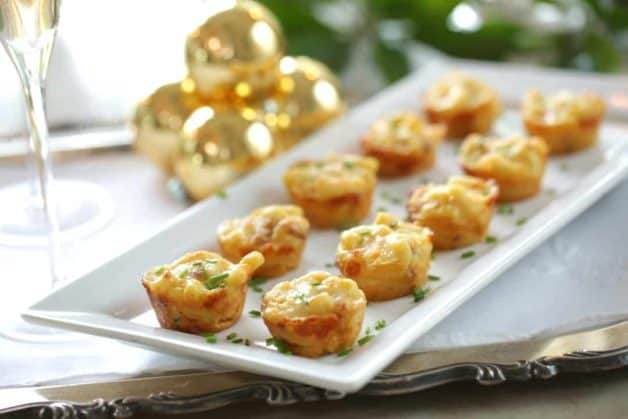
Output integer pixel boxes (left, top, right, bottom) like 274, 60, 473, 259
0, 179, 114, 247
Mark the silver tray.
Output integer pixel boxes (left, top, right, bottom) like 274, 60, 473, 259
2, 318, 628, 418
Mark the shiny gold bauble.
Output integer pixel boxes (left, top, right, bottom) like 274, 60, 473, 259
261, 56, 346, 150
185, 0, 285, 101
175, 105, 275, 201
133, 80, 201, 173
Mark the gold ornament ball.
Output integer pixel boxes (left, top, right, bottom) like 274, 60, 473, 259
262, 56, 346, 150
175, 105, 276, 201
133, 80, 201, 173
185, 0, 285, 101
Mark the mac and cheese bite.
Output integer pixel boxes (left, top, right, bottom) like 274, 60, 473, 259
459, 134, 548, 202
361, 112, 445, 177
523, 90, 605, 154
217, 205, 310, 277
407, 176, 498, 250
142, 250, 264, 333
261, 271, 366, 357
336, 213, 433, 301
423, 72, 501, 139
283, 154, 378, 228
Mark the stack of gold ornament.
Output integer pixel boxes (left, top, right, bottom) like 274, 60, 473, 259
132, 0, 345, 201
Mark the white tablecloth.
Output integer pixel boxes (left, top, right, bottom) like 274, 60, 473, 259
1, 145, 627, 388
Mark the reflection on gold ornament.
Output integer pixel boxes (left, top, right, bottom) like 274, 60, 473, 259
175, 105, 275, 201
185, 0, 285, 101
261, 56, 345, 150
132, 80, 201, 173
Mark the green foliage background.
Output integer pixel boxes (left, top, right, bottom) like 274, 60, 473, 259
258, 0, 627, 83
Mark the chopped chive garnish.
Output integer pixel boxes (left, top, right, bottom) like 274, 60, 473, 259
215, 190, 227, 199
244, 339, 251, 346
201, 332, 216, 343
266, 338, 291, 354
497, 204, 514, 215
178, 269, 189, 278
364, 327, 372, 336
205, 272, 228, 290
431, 253, 436, 260
375, 320, 386, 330
226, 332, 238, 341
231, 338, 243, 344
461, 251, 476, 259
516, 217, 527, 226
381, 191, 402, 205
325, 263, 335, 268
337, 348, 352, 357
154, 266, 165, 275
359, 231, 371, 237
249, 277, 267, 292
485, 235, 497, 244
358, 335, 374, 346
428, 274, 440, 281
311, 281, 322, 286
249, 310, 261, 318
412, 287, 430, 302
343, 161, 354, 169
375, 206, 388, 213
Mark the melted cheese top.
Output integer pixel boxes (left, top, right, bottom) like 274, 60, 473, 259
263, 271, 365, 318
363, 112, 443, 153
424, 72, 497, 112
143, 251, 264, 302
283, 154, 378, 200
523, 90, 605, 125
408, 176, 497, 223
337, 212, 432, 266
218, 205, 309, 248
460, 134, 548, 176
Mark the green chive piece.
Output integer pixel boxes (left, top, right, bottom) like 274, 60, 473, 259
201, 332, 216, 343
343, 161, 354, 169
375, 206, 388, 213
154, 266, 165, 275
215, 190, 227, 199
205, 272, 228, 290
178, 269, 189, 279
431, 253, 436, 260
249, 277, 267, 293
231, 338, 243, 344
516, 217, 527, 226
226, 332, 237, 341
249, 310, 261, 318
389, 221, 399, 228
485, 235, 497, 244
497, 204, 514, 215
359, 231, 371, 237
337, 348, 352, 357
311, 281, 322, 287
364, 327, 372, 336
325, 263, 335, 269
412, 287, 430, 302
266, 338, 291, 354
358, 335, 374, 346
428, 274, 440, 281
461, 251, 476, 259
244, 339, 251, 346
375, 320, 386, 330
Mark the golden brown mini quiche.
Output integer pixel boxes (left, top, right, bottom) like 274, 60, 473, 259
261, 271, 366, 357
423, 72, 501, 139
360, 112, 445, 177
522, 90, 605, 155
217, 205, 310, 277
407, 176, 498, 250
142, 250, 264, 333
336, 212, 433, 301
283, 154, 379, 228
459, 134, 548, 202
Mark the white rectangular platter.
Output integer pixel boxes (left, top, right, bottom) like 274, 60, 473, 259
24, 60, 628, 392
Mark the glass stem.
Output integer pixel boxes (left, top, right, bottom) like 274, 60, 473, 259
7, 33, 63, 286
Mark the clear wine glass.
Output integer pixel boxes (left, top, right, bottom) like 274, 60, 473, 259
0, 0, 113, 341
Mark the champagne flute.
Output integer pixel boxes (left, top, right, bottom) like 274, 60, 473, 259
0, 0, 113, 341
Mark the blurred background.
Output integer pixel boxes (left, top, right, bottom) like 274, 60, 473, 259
0, 0, 627, 138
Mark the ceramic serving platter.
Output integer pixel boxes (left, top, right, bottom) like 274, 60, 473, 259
23, 60, 628, 392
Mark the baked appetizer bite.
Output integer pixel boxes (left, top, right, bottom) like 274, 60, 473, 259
336, 212, 433, 301
283, 154, 379, 228
142, 250, 264, 333
423, 72, 501, 138
459, 134, 548, 202
522, 90, 605, 155
261, 271, 366, 357
217, 205, 310, 277
360, 112, 445, 177
407, 176, 498, 250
